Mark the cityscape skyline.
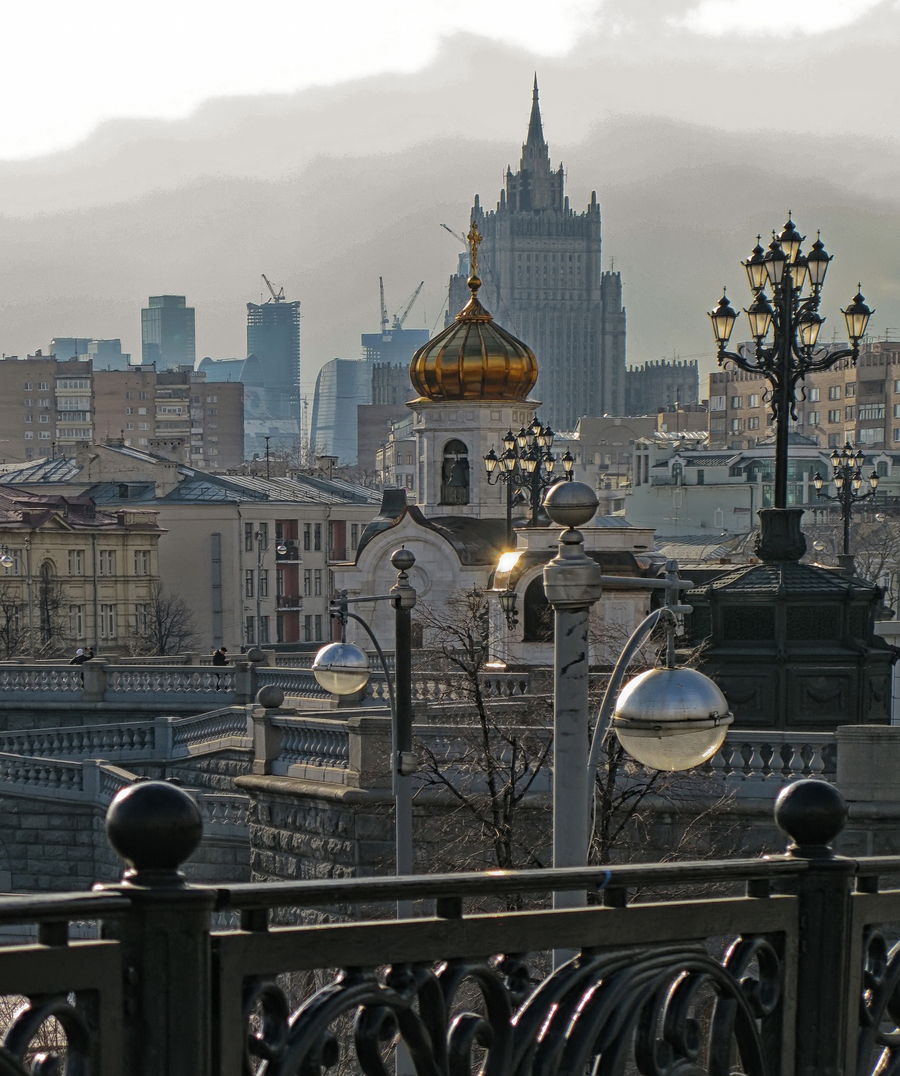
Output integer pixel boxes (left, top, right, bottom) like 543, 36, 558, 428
1, 5, 899, 405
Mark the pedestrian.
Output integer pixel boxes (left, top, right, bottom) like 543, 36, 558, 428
211, 646, 228, 667
69, 648, 88, 665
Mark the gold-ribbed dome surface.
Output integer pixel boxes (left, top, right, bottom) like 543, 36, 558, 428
409, 275, 538, 402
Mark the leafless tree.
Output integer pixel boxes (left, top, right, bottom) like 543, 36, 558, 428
130, 583, 197, 655
0, 586, 29, 658
414, 587, 734, 886
415, 587, 553, 877
805, 511, 900, 611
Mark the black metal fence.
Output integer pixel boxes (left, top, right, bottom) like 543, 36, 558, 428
0, 778, 897, 1075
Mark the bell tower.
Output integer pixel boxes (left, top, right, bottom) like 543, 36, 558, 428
409, 222, 541, 519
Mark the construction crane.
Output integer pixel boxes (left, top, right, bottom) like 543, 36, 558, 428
392, 281, 424, 329
261, 274, 285, 302
440, 223, 467, 246
379, 277, 389, 332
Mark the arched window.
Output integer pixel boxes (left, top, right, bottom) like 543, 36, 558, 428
38, 560, 57, 645
523, 576, 553, 642
440, 439, 470, 505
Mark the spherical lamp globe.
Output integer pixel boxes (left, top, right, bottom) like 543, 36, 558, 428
312, 641, 371, 696
611, 666, 732, 771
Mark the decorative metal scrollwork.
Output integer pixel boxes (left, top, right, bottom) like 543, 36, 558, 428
2, 994, 92, 1075
242, 935, 781, 1075
857, 927, 900, 1076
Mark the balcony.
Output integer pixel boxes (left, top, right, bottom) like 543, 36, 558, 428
275, 594, 303, 610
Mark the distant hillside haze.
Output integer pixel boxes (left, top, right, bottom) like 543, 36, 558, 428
1, 21, 899, 398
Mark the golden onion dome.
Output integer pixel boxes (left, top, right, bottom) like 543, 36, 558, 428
409, 273, 538, 402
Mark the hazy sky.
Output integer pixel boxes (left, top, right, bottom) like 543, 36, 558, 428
2, 0, 900, 404
3, 0, 887, 160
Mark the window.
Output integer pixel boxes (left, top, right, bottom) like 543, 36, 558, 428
858, 428, 881, 444
730, 418, 743, 432
829, 385, 841, 400
303, 569, 312, 596
859, 404, 885, 420
69, 605, 84, 638
133, 549, 150, 575
259, 617, 270, 645
828, 409, 841, 424
134, 603, 150, 635
894, 379, 900, 394
846, 383, 858, 397
24, 432, 33, 440
350, 523, 360, 549
68, 549, 84, 576
860, 381, 882, 395
246, 617, 255, 644
259, 569, 269, 597
730, 396, 743, 409
709, 395, 726, 411
748, 416, 760, 430
808, 387, 820, 402
314, 524, 322, 551
314, 569, 322, 596
314, 615, 323, 639
303, 524, 311, 551
748, 394, 760, 408
38, 381, 49, 390
99, 604, 116, 640
808, 412, 819, 425
244, 523, 254, 552
23, 381, 32, 390
98, 549, 116, 576
24, 415, 32, 423
39, 432, 51, 440
304, 615, 312, 642
893, 404, 900, 419
845, 405, 855, 421
245, 570, 254, 598
893, 429, 900, 442
39, 414, 49, 423
258, 523, 268, 549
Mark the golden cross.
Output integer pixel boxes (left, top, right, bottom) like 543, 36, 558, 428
467, 220, 483, 277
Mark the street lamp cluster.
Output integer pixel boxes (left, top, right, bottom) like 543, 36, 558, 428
708, 217, 873, 509
814, 441, 879, 559
484, 415, 574, 547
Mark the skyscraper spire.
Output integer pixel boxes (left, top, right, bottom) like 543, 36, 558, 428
526, 73, 545, 151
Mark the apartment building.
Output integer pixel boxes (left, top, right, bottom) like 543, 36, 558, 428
0, 443, 380, 651
0, 486, 162, 656
0, 356, 243, 469
709, 340, 900, 451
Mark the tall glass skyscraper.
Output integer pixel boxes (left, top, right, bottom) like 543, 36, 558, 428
140, 295, 196, 370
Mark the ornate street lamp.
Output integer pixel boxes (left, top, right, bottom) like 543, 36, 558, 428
312, 548, 417, 915
0, 546, 13, 570
708, 217, 873, 510
483, 414, 574, 547
813, 440, 879, 560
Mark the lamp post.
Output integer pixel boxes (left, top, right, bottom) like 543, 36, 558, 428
540, 482, 732, 913
709, 217, 872, 510
311, 548, 416, 914
813, 440, 879, 564
484, 414, 574, 548
0, 546, 13, 570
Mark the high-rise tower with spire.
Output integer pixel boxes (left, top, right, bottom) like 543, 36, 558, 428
447, 78, 625, 430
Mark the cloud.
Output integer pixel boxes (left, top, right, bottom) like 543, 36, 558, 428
674, 0, 885, 35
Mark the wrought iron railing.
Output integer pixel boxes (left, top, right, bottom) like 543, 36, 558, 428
0, 778, 896, 1075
